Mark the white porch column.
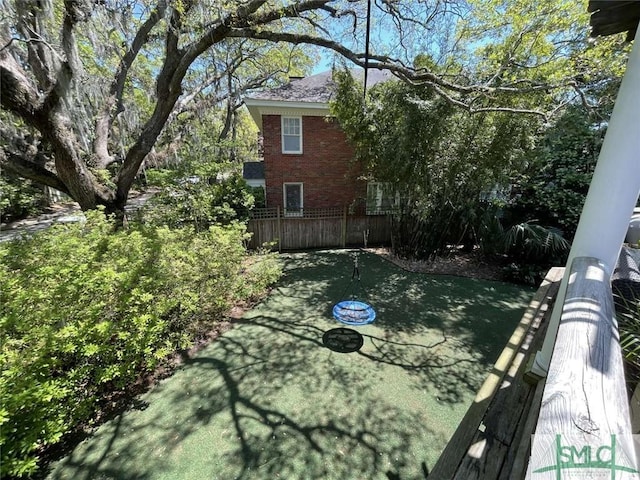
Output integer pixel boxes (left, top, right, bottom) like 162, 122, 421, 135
531, 24, 640, 376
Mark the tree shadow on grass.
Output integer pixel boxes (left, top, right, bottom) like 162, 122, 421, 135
50, 314, 443, 479
49, 249, 533, 480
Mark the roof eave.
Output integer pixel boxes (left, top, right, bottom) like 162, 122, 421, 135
244, 98, 330, 110
243, 98, 331, 131
588, 0, 640, 40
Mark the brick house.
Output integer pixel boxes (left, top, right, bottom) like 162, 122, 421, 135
243, 69, 392, 216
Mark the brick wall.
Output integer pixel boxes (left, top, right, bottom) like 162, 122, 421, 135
262, 115, 367, 209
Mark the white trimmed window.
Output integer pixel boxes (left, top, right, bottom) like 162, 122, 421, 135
281, 117, 302, 154
366, 182, 398, 215
283, 182, 303, 216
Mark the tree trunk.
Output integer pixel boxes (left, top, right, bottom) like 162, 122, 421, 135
46, 113, 116, 210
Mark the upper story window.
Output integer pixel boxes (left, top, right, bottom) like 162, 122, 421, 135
282, 116, 302, 154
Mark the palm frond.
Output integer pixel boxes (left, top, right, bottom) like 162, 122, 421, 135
503, 221, 569, 256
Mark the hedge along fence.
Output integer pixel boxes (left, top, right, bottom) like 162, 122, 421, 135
0, 211, 281, 478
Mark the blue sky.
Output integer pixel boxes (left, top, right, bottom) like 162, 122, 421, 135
306, 3, 460, 76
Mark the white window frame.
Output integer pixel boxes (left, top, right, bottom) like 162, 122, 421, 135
283, 182, 303, 217
281, 116, 302, 154
366, 182, 398, 215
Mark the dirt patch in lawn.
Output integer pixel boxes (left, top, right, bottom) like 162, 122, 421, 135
365, 247, 508, 282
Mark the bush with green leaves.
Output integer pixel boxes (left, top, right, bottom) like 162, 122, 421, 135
0, 173, 47, 223
0, 211, 281, 478
331, 69, 534, 259
248, 186, 266, 208
500, 221, 570, 285
475, 200, 571, 285
143, 161, 255, 230
507, 105, 603, 242
612, 254, 640, 395
619, 301, 640, 395
491, 105, 603, 284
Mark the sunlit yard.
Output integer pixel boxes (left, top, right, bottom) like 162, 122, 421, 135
1, 0, 634, 478
49, 250, 533, 480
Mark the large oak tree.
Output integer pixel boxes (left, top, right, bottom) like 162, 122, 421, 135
0, 0, 628, 216
1, 0, 362, 215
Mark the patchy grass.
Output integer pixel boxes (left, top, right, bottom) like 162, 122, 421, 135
48, 250, 534, 480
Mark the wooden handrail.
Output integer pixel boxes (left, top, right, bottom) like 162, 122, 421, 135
429, 267, 564, 479
527, 256, 637, 477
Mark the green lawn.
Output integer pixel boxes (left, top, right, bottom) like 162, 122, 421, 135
48, 250, 533, 480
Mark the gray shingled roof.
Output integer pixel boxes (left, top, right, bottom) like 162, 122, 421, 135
242, 161, 265, 180
245, 68, 394, 103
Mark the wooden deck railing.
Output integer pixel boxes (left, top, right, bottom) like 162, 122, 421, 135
430, 267, 564, 479
527, 256, 638, 478
430, 257, 638, 479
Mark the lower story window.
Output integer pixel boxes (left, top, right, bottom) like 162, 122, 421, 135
366, 182, 398, 215
283, 182, 303, 216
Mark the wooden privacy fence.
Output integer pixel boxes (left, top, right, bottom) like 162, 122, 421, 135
246, 207, 392, 250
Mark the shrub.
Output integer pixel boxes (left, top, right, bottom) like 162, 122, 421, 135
619, 300, 640, 394
492, 105, 602, 284
612, 262, 640, 395
0, 173, 46, 223
141, 158, 256, 231
0, 211, 281, 477
143, 173, 255, 229
144, 168, 175, 187
249, 186, 266, 209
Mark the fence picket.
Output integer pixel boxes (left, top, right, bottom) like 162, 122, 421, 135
247, 207, 391, 250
